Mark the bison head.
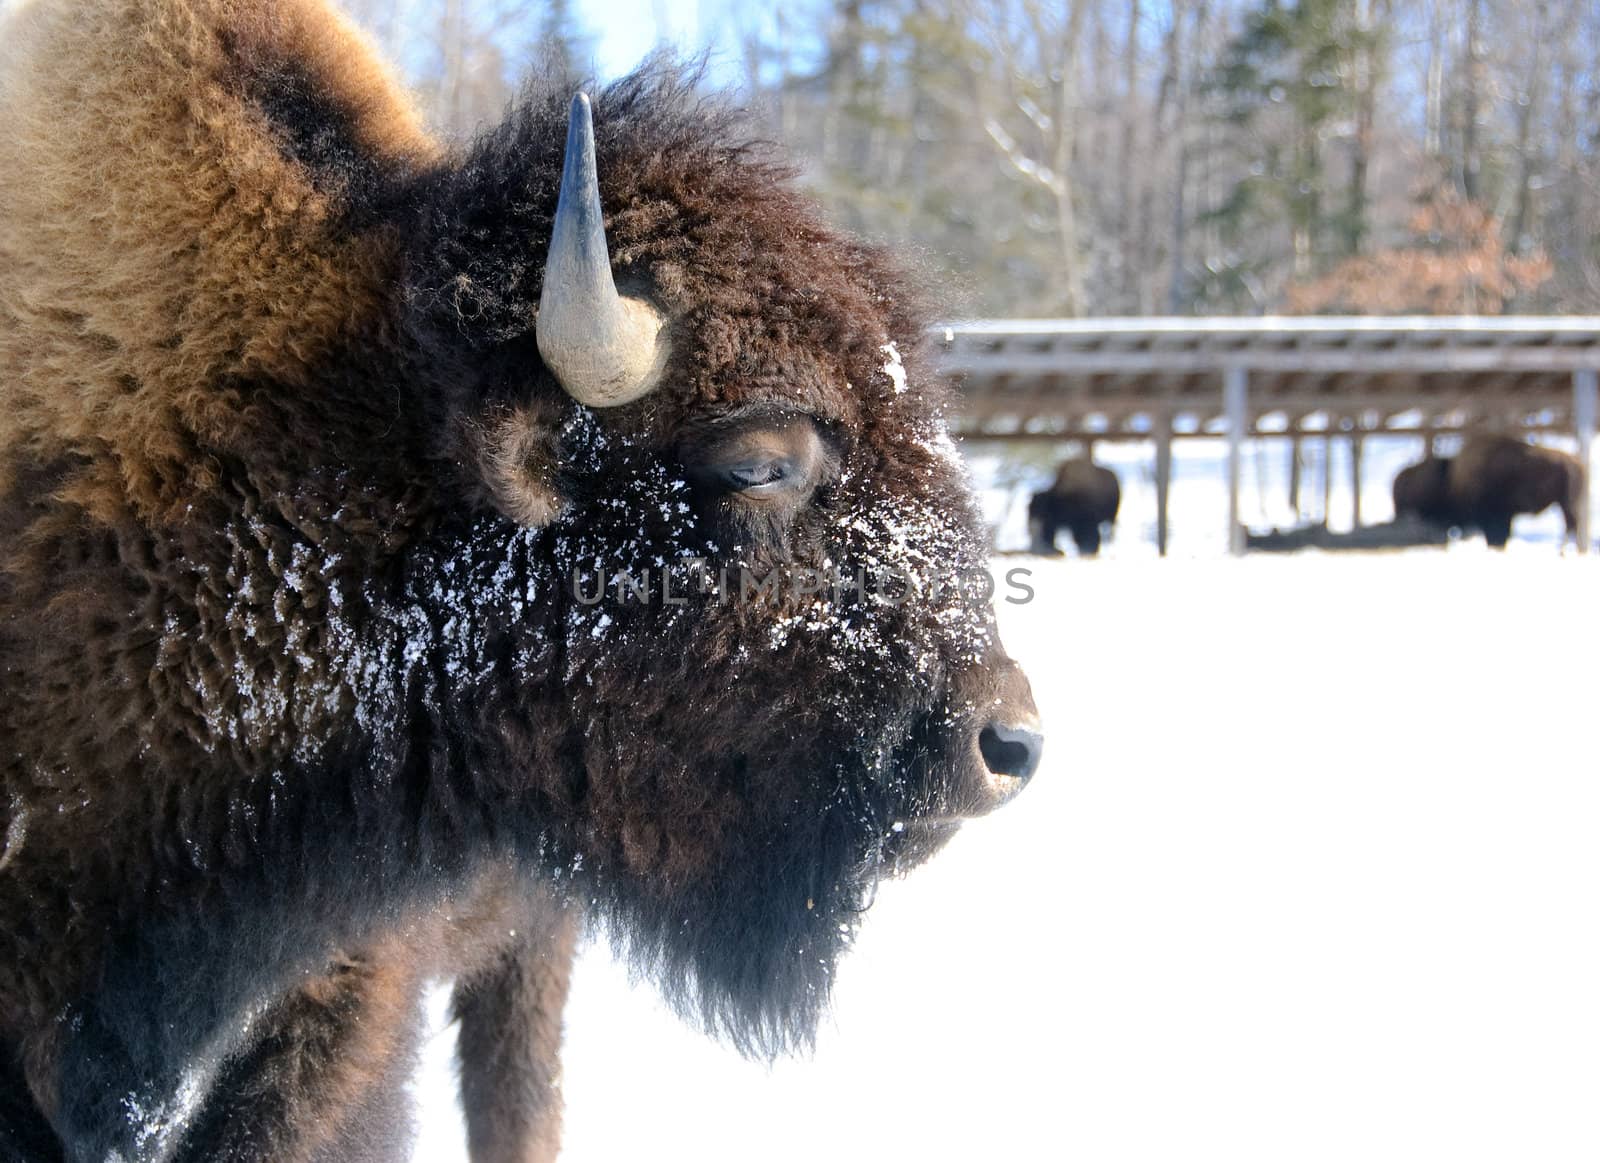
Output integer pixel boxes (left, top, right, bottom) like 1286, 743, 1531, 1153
1392, 456, 1456, 529
377, 73, 1044, 1054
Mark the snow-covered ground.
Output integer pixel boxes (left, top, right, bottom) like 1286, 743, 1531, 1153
412, 542, 1600, 1162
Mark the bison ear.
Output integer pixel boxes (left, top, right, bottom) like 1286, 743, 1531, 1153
463, 399, 569, 528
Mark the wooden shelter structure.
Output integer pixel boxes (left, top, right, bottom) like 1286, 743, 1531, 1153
934, 316, 1600, 555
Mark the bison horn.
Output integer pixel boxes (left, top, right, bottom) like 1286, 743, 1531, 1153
536, 93, 667, 408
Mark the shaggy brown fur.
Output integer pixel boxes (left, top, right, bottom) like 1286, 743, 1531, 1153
0, 1, 1040, 1159
0, 0, 437, 518
1391, 434, 1586, 549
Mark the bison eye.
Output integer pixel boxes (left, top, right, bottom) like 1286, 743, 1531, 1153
679, 413, 831, 502
722, 459, 792, 493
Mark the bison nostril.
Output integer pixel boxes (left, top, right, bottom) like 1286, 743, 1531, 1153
978, 721, 1043, 785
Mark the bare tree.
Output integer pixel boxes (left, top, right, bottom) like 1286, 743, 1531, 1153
330, 0, 1600, 315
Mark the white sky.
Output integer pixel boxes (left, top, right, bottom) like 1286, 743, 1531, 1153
578, 0, 732, 82
572, 0, 798, 91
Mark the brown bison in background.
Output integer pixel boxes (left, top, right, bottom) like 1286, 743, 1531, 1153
0, 1, 1043, 1159
1392, 434, 1586, 549
1029, 458, 1122, 556
1391, 456, 1455, 529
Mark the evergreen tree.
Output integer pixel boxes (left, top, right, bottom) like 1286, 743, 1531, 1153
534, 0, 593, 83
1204, 0, 1384, 306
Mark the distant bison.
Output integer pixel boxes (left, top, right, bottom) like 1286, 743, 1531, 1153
1029, 458, 1122, 556
1392, 434, 1586, 549
1391, 456, 1457, 529
0, 1, 1043, 1159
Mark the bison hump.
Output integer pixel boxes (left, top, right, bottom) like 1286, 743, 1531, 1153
0, 0, 437, 513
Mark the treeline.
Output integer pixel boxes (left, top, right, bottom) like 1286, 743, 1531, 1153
345, 0, 1600, 318
338, 0, 591, 137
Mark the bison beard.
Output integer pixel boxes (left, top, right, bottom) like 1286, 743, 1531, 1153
0, 0, 1040, 1158
385, 415, 997, 1059
543, 424, 996, 1055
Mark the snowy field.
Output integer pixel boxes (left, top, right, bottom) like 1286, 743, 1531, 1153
412, 539, 1600, 1162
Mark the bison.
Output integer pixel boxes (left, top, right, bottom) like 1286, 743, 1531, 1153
1391, 434, 1586, 549
1391, 456, 1456, 531
0, 2, 1043, 1160
1028, 457, 1122, 557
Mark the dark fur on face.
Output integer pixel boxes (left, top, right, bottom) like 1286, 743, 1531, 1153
391, 72, 1009, 1053
0, 0, 1036, 1156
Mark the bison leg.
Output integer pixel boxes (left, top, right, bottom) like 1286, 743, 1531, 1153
169, 950, 425, 1163
453, 900, 581, 1163
1558, 481, 1580, 550
1479, 511, 1514, 549
1069, 521, 1102, 557
1026, 492, 1064, 556
1026, 510, 1060, 556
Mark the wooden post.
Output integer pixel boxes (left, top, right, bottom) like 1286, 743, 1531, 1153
1322, 429, 1335, 525
1225, 366, 1248, 556
1576, 369, 1597, 553
1288, 434, 1302, 519
1350, 431, 1365, 530
1155, 412, 1173, 558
